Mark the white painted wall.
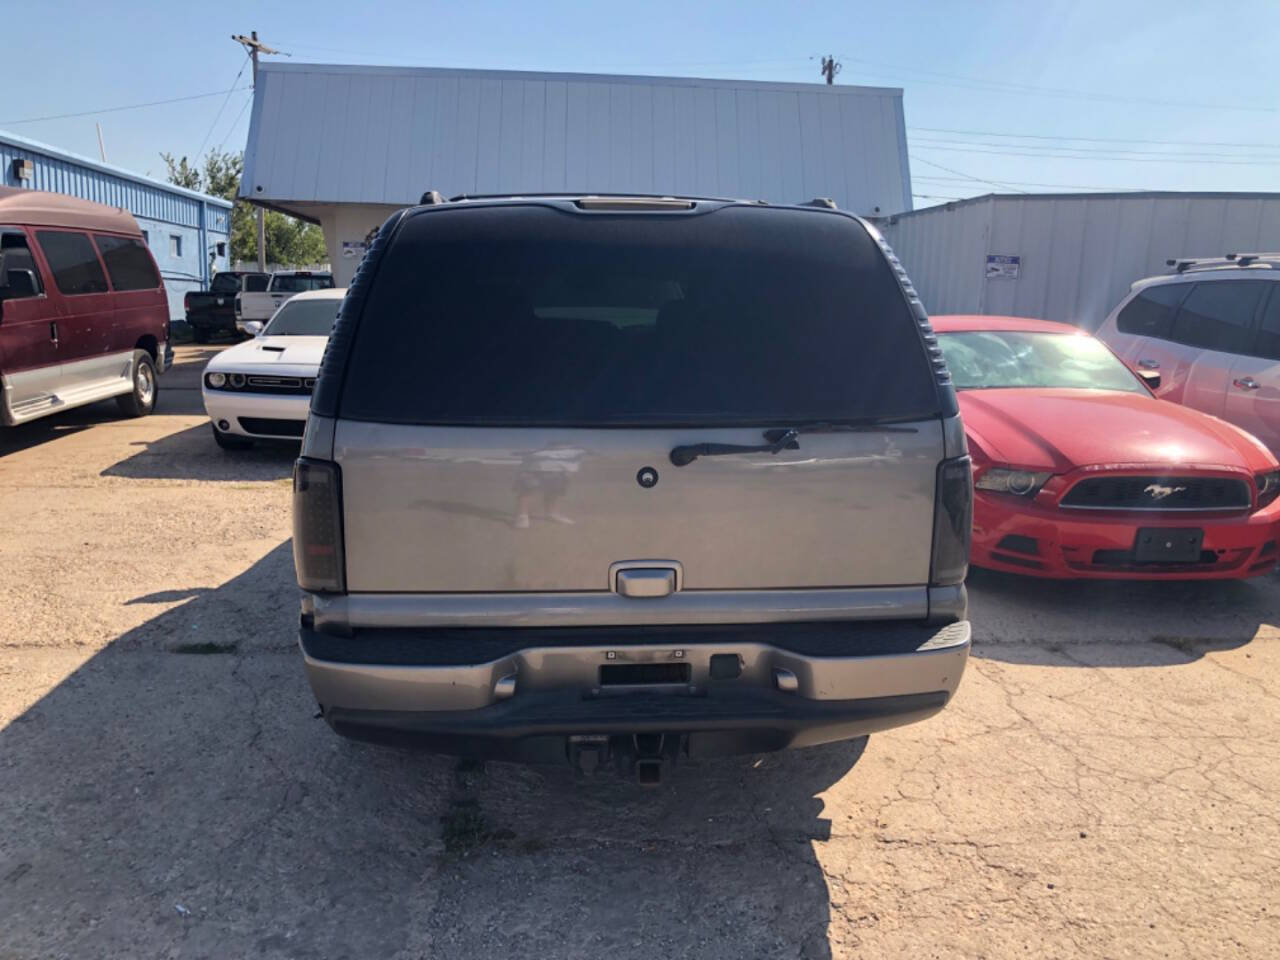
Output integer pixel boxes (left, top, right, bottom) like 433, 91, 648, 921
304, 203, 404, 286
882, 193, 1280, 329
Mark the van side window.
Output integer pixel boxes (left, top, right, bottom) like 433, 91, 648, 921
0, 231, 43, 300
35, 230, 109, 296
93, 234, 160, 291
1254, 290, 1280, 361
1115, 284, 1184, 339
1169, 280, 1265, 354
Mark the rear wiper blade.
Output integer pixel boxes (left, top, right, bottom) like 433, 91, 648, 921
669, 429, 800, 467
761, 421, 920, 443
670, 420, 921, 467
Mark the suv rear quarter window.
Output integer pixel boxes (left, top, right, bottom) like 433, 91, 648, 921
35, 230, 109, 296
333, 205, 940, 427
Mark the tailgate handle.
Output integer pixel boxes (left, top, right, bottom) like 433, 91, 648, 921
615, 568, 677, 598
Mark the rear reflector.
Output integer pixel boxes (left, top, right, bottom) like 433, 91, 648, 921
930, 456, 973, 586
293, 458, 345, 593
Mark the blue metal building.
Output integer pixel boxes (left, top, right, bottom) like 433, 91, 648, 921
0, 129, 232, 321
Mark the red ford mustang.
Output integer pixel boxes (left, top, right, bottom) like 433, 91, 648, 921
933, 315, 1280, 579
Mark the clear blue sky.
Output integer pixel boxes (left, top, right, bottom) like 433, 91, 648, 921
12, 0, 1280, 209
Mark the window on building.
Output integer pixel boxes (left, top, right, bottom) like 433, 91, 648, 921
169, 235, 182, 258
1115, 284, 1185, 339
1169, 280, 1265, 354
1252, 290, 1280, 361
35, 230, 109, 296
0, 231, 43, 300
93, 234, 160, 291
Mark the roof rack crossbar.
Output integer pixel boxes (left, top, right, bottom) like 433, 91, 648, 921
1166, 253, 1280, 273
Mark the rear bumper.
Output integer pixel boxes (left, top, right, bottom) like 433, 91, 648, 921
973, 491, 1280, 580
300, 619, 970, 760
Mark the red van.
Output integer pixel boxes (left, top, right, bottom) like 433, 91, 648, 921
0, 187, 171, 427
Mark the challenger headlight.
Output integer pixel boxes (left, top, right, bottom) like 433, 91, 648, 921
975, 467, 1052, 497
206, 372, 226, 388
1258, 470, 1280, 507
229, 373, 246, 388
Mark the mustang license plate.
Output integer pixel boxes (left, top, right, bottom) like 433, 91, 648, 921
1134, 528, 1204, 564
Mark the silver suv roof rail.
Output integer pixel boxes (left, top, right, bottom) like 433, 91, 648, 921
1166, 253, 1280, 274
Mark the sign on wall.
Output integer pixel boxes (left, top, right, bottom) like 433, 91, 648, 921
985, 254, 1021, 280
341, 241, 368, 259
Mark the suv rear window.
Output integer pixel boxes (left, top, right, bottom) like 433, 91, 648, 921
1116, 283, 1185, 338
336, 205, 939, 426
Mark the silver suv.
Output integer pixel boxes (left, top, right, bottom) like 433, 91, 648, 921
293, 195, 972, 780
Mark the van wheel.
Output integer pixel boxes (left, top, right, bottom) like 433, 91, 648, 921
116, 350, 157, 418
211, 423, 252, 450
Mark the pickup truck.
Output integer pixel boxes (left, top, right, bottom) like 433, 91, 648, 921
234, 270, 335, 330
184, 271, 269, 343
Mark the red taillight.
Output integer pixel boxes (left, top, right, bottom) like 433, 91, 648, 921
930, 456, 973, 586
293, 458, 345, 592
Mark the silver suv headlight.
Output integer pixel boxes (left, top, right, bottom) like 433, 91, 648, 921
975, 467, 1052, 497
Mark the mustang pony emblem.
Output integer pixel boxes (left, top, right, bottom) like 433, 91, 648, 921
1143, 483, 1187, 501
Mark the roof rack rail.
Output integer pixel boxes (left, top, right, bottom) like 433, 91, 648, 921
418, 190, 446, 205
800, 197, 837, 209
1166, 253, 1280, 273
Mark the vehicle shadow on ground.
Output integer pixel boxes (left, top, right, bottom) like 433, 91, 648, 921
0, 542, 857, 959
968, 566, 1277, 666
100, 422, 297, 482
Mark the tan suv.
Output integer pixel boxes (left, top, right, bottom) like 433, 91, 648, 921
293, 194, 972, 782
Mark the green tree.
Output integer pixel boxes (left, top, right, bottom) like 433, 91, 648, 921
161, 150, 328, 268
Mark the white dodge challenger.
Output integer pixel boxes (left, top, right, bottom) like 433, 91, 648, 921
202, 287, 346, 450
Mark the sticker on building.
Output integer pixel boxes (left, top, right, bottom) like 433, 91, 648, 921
342, 241, 367, 259
985, 254, 1020, 279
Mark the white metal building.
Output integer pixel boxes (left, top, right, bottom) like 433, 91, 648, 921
880, 192, 1280, 330
241, 62, 912, 285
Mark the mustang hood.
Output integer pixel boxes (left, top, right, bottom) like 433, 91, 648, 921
958, 389, 1274, 473
207, 335, 329, 371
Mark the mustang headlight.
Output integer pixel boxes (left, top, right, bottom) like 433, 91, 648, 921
975, 467, 1052, 497
1257, 470, 1280, 507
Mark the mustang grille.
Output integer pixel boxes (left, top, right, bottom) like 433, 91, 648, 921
1060, 476, 1251, 511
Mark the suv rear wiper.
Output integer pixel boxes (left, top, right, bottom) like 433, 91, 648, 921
670, 421, 919, 467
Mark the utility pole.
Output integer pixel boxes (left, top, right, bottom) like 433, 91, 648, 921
232, 31, 279, 272
820, 55, 841, 85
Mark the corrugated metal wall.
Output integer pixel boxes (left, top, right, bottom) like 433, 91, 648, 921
1, 130, 232, 320
243, 63, 912, 216
883, 193, 1280, 329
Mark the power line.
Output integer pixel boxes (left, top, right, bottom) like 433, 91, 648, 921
908, 125, 1280, 151
910, 155, 1027, 193
215, 94, 254, 154
1, 87, 253, 126
194, 54, 251, 161
914, 174, 1149, 191
838, 55, 1275, 113
913, 143, 1280, 166
910, 135, 1280, 162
